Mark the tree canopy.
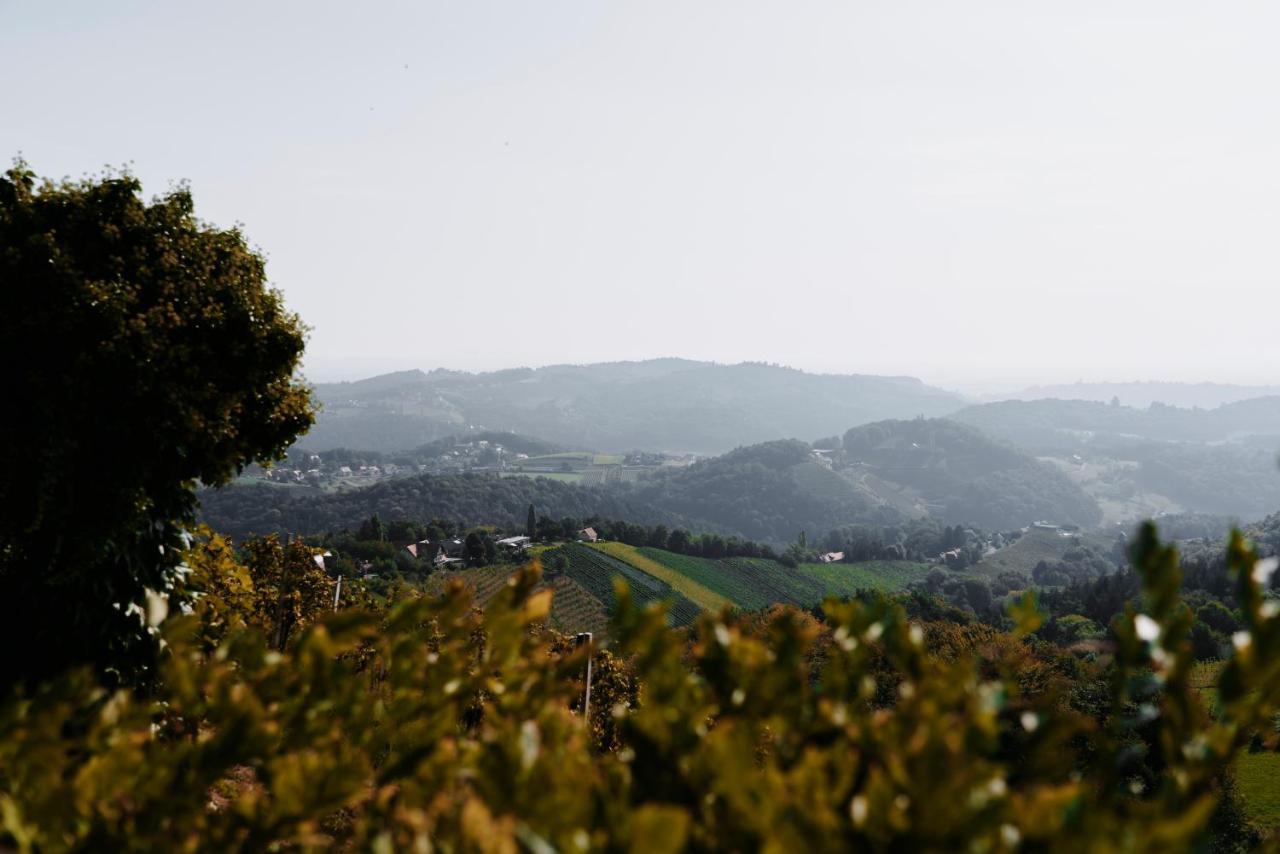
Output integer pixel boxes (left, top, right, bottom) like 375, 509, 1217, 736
0, 163, 313, 687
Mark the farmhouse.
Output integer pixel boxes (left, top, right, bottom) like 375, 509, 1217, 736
576, 527, 599, 543
496, 535, 531, 551
818, 551, 844, 563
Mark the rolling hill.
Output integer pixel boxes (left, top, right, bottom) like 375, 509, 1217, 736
953, 399, 1280, 521
201, 419, 1106, 543
836, 419, 1102, 530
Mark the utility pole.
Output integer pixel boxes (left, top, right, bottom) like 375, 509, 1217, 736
575, 632, 593, 720
332, 574, 343, 611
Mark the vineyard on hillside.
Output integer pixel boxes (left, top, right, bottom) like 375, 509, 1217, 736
547, 543, 701, 627
797, 559, 934, 596
429, 564, 612, 637
635, 550, 823, 610
630, 549, 929, 609
587, 542, 733, 611
545, 575, 611, 638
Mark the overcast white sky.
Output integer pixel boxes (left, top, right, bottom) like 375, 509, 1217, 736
5, 1, 1278, 391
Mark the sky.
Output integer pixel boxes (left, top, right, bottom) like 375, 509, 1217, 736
4, 1, 1279, 392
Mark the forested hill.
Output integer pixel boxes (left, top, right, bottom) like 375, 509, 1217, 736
837, 419, 1102, 530
628, 440, 889, 544
301, 360, 965, 454
197, 473, 695, 540
950, 398, 1280, 521
954, 396, 1280, 450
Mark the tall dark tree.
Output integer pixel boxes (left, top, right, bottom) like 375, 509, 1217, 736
0, 163, 313, 689
526, 503, 537, 540
464, 532, 487, 567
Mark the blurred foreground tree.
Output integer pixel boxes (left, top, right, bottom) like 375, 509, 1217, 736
1, 531, 1278, 849
0, 162, 313, 689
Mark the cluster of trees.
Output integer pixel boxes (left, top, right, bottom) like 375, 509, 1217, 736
0, 163, 312, 688
820, 519, 1005, 567
1031, 544, 1117, 587
198, 470, 689, 541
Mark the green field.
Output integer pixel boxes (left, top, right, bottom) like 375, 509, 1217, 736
797, 560, 934, 596
500, 471, 584, 484
514, 452, 595, 468
1187, 660, 1280, 830
1236, 752, 1280, 830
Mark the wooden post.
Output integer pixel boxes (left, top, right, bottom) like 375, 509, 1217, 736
332, 574, 343, 612
575, 632, 593, 720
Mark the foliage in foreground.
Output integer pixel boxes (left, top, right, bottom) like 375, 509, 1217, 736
1, 525, 1279, 850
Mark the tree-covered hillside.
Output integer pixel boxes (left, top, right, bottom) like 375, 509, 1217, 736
302, 360, 965, 454
197, 472, 693, 540
954, 397, 1280, 449
840, 419, 1102, 529
954, 399, 1280, 521
628, 440, 886, 544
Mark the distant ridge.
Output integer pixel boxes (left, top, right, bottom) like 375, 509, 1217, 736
299, 359, 965, 454
996, 381, 1280, 410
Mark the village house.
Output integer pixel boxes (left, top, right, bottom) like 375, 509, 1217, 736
576, 527, 599, 543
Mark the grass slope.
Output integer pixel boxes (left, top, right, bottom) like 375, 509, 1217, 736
1235, 753, 1280, 830
588, 543, 733, 612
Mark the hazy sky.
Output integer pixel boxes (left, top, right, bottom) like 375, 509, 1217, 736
5, 2, 1279, 391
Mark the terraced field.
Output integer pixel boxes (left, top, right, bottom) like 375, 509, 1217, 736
549, 544, 701, 627
797, 560, 934, 596
589, 543, 733, 611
